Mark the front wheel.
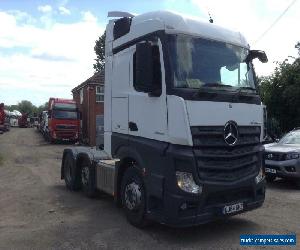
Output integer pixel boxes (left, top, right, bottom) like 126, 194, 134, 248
121, 167, 149, 228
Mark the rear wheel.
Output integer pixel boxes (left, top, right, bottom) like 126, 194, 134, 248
121, 167, 149, 228
81, 160, 96, 198
265, 175, 276, 182
63, 154, 81, 191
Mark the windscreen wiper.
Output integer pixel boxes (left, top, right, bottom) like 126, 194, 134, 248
192, 83, 233, 99
202, 83, 233, 88
236, 86, 257, 93
234, 86, 257, 101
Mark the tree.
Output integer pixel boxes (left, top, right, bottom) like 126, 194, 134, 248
37, 102, 48, 114
93, 32, 106, 72
259, 42, 300, 135
17, 100, 37, 115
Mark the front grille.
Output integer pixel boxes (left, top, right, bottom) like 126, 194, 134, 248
191, 126, 261, 182
56, 124, 76, 130
55, 130, 76, 139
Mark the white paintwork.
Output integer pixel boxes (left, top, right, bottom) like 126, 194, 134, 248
110, 45, 130, 135
111, 48, 131, 98
167, 95, 193, 146
111, 98, 128, 134
185, 100, 264, 141
113, 11, 249, 51
104, 20, 115, 157
104, 10, 263, 151
185, 101, 263, 126
108, 11, 135, 18
113, 19, 165, 49
12, 110, 22, 116
128, 39, 168, 142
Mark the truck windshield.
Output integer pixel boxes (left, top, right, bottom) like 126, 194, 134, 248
168, 34, 256, 92
52, 110, 78, 120
54, 103, 76, 110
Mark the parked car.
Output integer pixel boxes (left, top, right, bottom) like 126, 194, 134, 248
264, 128, 300, 188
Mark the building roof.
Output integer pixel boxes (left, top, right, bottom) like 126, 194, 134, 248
72, 71, 104, 93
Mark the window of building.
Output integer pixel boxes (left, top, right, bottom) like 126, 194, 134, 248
96, 85, 104, 102
80, 89, 83, 104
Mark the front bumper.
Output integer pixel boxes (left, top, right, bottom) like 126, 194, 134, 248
149, 178, 265, 227
52, 130, 78, 141
265, 159, 300, 179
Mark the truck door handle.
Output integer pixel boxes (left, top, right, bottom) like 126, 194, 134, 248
129, 122, 138, 131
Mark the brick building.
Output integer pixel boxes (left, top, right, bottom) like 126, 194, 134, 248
72, 71, 104, 146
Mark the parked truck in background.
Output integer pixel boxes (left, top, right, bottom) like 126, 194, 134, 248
47, 98, 80, 143
3, 110, 11, 132
0, 103, 5, 134
18, 113, 29, 128
60, 11, 268, 227
39, 111, 48, 137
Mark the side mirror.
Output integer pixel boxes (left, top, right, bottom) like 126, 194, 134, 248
47, 110, 52, 118
246, 50, 268, 63
135, 42, 154, 93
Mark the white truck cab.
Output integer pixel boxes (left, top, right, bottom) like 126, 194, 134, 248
61, 11, 267, 227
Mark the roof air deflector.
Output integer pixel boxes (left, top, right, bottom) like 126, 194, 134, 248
108, 11, 135, 18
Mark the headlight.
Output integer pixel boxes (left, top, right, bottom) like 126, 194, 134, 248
176, 171, 202, 194
285, 153, 299, 160
255, 167, 264, 184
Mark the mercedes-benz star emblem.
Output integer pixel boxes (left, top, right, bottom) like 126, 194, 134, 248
224, 121, 239, 146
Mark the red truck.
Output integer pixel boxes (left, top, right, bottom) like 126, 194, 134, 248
18, 113, 29, 128
0, 103, 5, 134
47, 98, 80, 143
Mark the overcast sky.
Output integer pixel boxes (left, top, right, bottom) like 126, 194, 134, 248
0, 0, 299, 106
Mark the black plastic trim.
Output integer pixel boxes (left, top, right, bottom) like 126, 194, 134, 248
110, 132, 265, 226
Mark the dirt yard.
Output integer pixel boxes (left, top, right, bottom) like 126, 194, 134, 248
0, 128, 299, 250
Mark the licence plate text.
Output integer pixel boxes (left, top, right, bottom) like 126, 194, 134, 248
223, 202, 244, 215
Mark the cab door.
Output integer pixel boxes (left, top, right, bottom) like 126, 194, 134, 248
128, 38, 167, 142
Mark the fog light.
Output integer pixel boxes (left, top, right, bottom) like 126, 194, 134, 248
255, 168, 264, 184
176, 171, 202, 194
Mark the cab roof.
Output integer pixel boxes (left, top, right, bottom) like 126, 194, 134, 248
113, 10, 249, 49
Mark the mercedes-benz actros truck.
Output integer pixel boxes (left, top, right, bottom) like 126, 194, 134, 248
60, 11, 268, 227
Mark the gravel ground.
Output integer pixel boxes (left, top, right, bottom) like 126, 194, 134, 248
0, 128, 299, 250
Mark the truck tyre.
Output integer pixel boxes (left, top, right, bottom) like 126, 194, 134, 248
63, 154, 81, 191
121, 167, 149, 228
265, 175, 276, 182
81, 160, 97, 198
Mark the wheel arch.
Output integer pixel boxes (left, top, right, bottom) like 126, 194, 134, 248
114, 146, 145, 206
